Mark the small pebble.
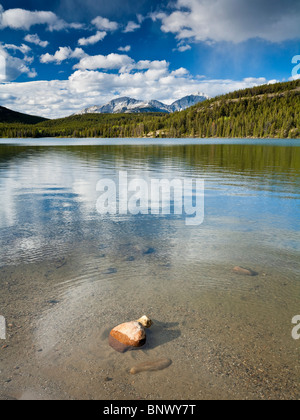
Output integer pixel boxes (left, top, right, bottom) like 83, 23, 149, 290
47, 300, 59, 305
103, 268, 117, 275
143, 248, 156, 255
233, 266, 258, 276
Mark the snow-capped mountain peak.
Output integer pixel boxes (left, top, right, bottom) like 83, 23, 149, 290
74, 94, 210, 116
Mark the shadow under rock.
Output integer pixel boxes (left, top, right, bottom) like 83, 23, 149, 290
143, 320, 181, 351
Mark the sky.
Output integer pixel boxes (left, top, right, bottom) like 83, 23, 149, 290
0, 0, 299, 118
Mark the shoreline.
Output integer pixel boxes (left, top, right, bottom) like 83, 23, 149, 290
0, 136, 300, 140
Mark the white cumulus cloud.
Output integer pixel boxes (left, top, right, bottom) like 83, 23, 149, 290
91, 16, 118, 31
118, 45, 131, 53
0, 60, 274, 119
123, 21, 141, 33
24, 34, 49, 48
3, 43, 31, 55
176, 44, 192, 52
40, 47, 86, 64
78, 31, 107, 46
0, 4, 82, 31
73, 53, 134, 71
154, 0, 300, 43
73, 53, 170, 73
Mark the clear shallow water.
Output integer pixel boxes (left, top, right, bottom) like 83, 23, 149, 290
0, 139, 299, 400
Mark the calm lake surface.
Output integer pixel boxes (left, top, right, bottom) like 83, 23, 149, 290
0, 138, 299, 400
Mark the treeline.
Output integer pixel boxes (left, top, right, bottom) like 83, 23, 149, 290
164, 87, 300, 139
0, 113, 169, 138
0, 80, 299, 138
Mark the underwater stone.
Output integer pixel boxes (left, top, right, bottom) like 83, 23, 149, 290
109, 316, 152, 349
130, 358, 172, 375
233, 266, 258, 276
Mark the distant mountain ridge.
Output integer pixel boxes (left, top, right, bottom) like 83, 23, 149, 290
75, 94, 210, 115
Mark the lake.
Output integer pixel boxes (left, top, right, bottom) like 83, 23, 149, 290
0, 138, 299, 400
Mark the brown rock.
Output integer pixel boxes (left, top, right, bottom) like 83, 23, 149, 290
233, 266, 258, 276
130, 358, 172, 375
108, 335, 134, 353
109, 316, 152, 351
110, 321, 146, 348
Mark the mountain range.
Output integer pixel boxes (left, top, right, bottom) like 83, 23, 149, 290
75, 94, 210, 115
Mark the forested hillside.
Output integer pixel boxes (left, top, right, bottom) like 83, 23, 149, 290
164, 80, 300, 138
0, 106, 47, 125
0, 80, 299, 138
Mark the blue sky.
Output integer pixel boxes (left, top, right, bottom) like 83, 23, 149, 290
0, 0, 299, 118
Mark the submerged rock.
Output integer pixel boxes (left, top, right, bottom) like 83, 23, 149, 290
103, 268, 117, 275
109, 316, 153, 350
130, 358, 172, 375
143, 248, 156, 255
110, 321, 146, 347
108, 335, 134, 353
233, 266, 258, 276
